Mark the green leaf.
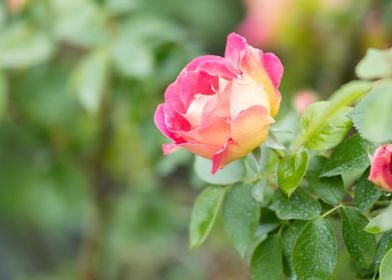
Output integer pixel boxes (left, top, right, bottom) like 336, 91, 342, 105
306, 156, 344, 206
301, 102, 352, 151
328, 80, 372, 105
342, 168, 366, 189
278, 149, 309, 196
322, 134, 373, 177
0, 23, 54, 68
349, 82, 392, 143
222, 184, 260, 257
264, 133, 287, 151
194, 156, 245, 185
293, 218, 337, 279
365, 203, 392, 234
111, 32, 154, 79
13, 65, 78, 127
251, 180, 266, 203
340, 206, 377, 269
52, 0, 107, 47
294, 81, 371, 151
0, 72, 7, 119
356, 48, 392, 79
251, 234, 283, 280
355, 169, 382, 212
380, 248, 392, 280
270, 189, 321, 220
72, 49, 109, 114
189, 186, 226, 249
106, 0, 140, 15
118, 15, 185, 44
373, 231, 392, 272
282, 221, 307, 277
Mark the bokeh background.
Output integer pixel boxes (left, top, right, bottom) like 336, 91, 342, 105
0, 0, 391, 279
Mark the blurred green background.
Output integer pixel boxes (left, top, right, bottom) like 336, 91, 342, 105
0, 0, 390, 279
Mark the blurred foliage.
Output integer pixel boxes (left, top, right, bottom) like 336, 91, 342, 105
0, 0, 390, 279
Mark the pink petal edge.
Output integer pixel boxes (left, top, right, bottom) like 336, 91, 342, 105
211, 143, 230, 175
224, 32, 248, 69
162, 143, 181, 155
262, 52, 283, 88
154, 104, 171, 139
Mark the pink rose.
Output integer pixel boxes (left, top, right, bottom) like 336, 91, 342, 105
154, 33, 283, 174
293, 90, 318, 114
369, 144, 392, 192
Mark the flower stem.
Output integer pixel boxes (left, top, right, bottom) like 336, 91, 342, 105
271, 148, 285, 159
79, 81, 113, 280
321, 204, 343, 218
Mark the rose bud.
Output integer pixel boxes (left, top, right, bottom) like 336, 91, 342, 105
293, 90, 318, 115
154, 33, 283, 174
369, 144, 392, 192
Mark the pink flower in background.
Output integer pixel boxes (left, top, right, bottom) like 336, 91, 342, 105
293, 90, 318, 114
7, 0, 26, 12
237, 0, 353, 47
154, 33, 283, 174
237, 0, 294, 46
369, 144, 392, 192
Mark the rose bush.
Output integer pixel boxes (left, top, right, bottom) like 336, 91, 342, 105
154, 33, 283, 173
165, 45, 392, 279
369, 144, 392, 192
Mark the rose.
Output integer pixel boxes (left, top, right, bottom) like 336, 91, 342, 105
154, 33, 283, 174
369, 144, 392, 192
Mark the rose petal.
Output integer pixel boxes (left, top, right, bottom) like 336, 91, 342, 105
164, 142, 221, 159
229, 76, 270, 118
164, 82, 186, 114
211, 106, 273, 174
181, 83, 232, 146
182, 116, 230, 147
154, 104, 173, 139
369, 144, 392, 191
230, 105, 273, 151
195, 60, 239, 79
183, 93, 216, 126
164, 105, 191, 136
184, 55, 226, 72
179, 142, 221, 159
262, 52, 283, 88
201, 82, 231, 121
178, 58, 238, 109
239, 46, 281, 117
211, 143, 230, 174
179, 71, 217, 108
162, 143, 182, 155
224, 32, 248, 70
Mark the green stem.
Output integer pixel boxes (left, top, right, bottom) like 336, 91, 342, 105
271, 148, 285, 159
278, 223, 286, 235
321, 204, 343, 218
79, 79, 113, 280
